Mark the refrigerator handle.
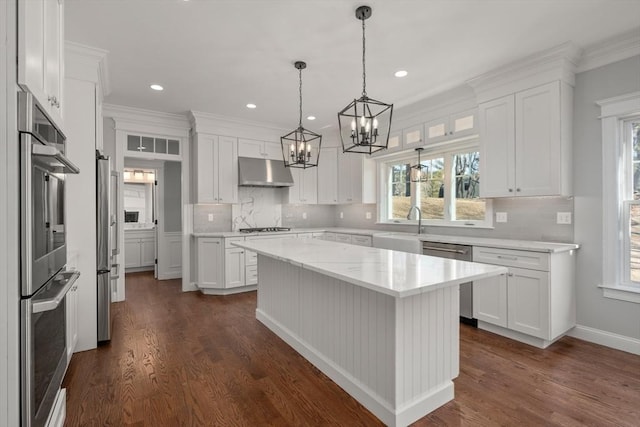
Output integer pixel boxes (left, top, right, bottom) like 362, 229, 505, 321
110, 263, 120, 280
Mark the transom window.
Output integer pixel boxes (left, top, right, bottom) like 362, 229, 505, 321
381, 143, 492, 228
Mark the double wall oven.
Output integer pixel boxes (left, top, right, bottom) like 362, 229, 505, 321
19, 92, 80, 427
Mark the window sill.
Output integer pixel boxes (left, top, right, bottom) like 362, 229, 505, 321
376, 221, 495, 230
599, 284, 640, 304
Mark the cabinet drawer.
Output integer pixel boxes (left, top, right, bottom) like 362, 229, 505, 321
473, 246, 549, 271
225, 236, 245, 248
245, 250, 258, 266
335, 233, 352, 243
351, 235, 372, 246
246, 265, 258, 285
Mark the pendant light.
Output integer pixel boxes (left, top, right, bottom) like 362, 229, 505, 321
281, 61, 321, 169
338, 5, 393, 155
410, 148, 429, 182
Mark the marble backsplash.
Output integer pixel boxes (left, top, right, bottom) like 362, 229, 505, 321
231, 187, 285, 231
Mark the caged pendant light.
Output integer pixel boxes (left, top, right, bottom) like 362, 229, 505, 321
410, 147, 429, 182
338, 5, 393, 155
281, 61, 321, 169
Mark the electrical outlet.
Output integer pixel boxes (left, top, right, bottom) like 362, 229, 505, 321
496, 212, 508, 223
208, 213, 214, 222
340, 212, 344, 219
365, 212, 372, 220
302, 212, 307, 219
557, 212, 572, 224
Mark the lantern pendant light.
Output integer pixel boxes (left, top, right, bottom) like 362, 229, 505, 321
281, 61, 321, 169
338, 5, 393, 155
410, 147, 429, 182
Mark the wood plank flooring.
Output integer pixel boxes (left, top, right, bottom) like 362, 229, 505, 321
63, 272, 640, 426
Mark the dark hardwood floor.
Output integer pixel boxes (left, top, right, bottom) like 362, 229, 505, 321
63, 272, 640, 426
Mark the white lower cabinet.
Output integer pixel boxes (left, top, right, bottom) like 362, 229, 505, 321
196, 238, 224, 289
224, 237, 245, 288
124, 231, 155, 269
65, 282, 78, 364
472, 246, 575, 348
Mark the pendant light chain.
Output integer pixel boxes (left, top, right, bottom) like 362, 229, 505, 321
298, 66, 303, 129
361, 18, 367, 98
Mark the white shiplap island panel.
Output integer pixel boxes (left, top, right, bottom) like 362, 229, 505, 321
232, 238, 506, 427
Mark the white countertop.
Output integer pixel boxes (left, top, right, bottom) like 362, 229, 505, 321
232, 238, 507, 298
193, 227, 578, 253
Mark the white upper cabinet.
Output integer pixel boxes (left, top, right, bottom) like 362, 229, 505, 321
317, 147, 338, 204
337, 152, 376, 204
288, 167, 318, 204
193, 134, 238, 204
18, 0, 65, 128
403, 124, 425, 148
424, 108, 477, 145
238, 139, 283, 160
480, 81, 572, 198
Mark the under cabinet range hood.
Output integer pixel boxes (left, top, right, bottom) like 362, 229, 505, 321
238, 156, 294, 187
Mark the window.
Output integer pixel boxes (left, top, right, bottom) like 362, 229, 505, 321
622, 118, 640, 285
380, 142, 492, 228
598, 92, 640, 303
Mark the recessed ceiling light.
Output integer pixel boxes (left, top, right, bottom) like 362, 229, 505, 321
150, 84, 164, 91
307, 116, 316, 121
246, 103, 257, 109
394, 70, 408, 78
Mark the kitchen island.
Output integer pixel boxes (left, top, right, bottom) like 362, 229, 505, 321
232, 238, 507, 426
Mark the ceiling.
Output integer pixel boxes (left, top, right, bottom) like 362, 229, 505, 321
65, 0, 640, 131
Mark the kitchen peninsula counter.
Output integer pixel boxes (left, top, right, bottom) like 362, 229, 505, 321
231, 238, 506, 426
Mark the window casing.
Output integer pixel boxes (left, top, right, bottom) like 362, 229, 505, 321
379, 141, 492, 228
598, 91, 640, 304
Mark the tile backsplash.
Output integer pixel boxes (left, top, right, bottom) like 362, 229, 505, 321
231, 187, 284, 231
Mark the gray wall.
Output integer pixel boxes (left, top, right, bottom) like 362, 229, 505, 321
164, 161, 182, 232
573, 55, 640, 340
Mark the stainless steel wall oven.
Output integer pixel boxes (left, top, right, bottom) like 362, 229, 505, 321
19, 92, 80, 427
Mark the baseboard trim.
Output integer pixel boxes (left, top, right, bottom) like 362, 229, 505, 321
197, 285, 257, 296
157, 272, 181, 280
567, 325, 640, 355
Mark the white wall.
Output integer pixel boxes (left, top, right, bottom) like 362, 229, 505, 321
573, 55, 640, 340
0, 0, 20, 424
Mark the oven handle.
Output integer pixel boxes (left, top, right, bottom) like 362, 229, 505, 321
31, 142, 80, 174
32, 270, 81, 314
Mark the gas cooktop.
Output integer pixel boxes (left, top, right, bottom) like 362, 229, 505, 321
238, 227, 291, 233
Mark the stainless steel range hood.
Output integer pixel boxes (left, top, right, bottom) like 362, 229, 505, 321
238, 156, 294, 187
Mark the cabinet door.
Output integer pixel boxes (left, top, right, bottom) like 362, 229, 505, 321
450, 108, 477, 139
194, 134, 217, 203
140, 238, 156, 266
216, 136, 238, 203
515, 82, 561, 197
301, 167, 318, 204
473, 274, 508, 327
124, 239, 141, 268
197, 238, 223, 288
335, 233, 352, 244
317, 147, 338, 204
507, 267, 550, 339
403, 124, 425, 147
263, 142, 283, 160
18, 0, 47, 103
288, 168, 303, 204
479, 95, 516, 197
44, 0, 63, 125
237, 139, 264, 158
225, 247, 246, 288
337, 152, 354, 203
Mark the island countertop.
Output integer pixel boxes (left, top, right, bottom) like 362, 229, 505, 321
232, 238, 507, 298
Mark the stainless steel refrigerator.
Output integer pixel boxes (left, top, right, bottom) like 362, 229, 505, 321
96, 150, 112, 342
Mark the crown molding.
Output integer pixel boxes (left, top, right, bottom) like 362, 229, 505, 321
103, 103, 191, 137
577, 28, 640, 73
467, 41, 581, 103
65, 41, 111, 96
188, 110, 288, 141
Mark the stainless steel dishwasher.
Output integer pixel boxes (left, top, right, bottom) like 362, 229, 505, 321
422, 241, 476, 326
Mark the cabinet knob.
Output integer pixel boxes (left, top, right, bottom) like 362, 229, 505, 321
516, 188, 521, 192
508, 188, 513, 192
508, 273, 514, 277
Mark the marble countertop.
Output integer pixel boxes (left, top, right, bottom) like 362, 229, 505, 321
232, 238, 507, 298
193, 227, 578, 253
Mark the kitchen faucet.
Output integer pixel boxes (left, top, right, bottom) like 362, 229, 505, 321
407, 205, 422, 234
